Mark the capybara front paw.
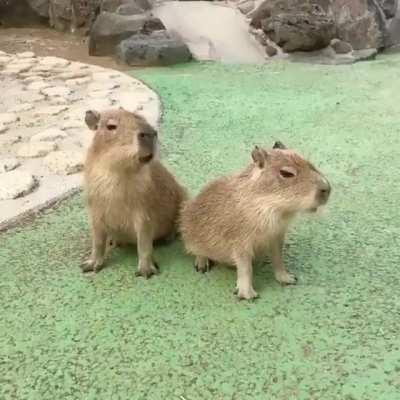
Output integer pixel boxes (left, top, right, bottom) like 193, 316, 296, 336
194, 256, 213, 273
275, 270, 297, 285
135, 261, 160, 279
81, 258, 104, 273
236, 285, 259, 300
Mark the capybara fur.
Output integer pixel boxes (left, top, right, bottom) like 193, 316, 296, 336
82, 107, 187, 278
180, 141, 331, 299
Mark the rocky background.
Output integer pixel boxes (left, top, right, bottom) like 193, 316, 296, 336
1, 1, 400, 65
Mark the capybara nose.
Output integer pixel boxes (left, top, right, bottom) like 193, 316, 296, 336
138, 131, 157, 148
318, 179, 331, 203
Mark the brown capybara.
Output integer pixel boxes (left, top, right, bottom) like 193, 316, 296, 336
82, 107, 187, 278
180, 141, 331, 300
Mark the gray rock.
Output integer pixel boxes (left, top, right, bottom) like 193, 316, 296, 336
49, 0, 72, 31
103, 0, 151, 12
0, 0, 45, 26
28, 0, 50, 17
377, 0, 398, 18
288, 46, 377, 65
265, 43, 278, 57
330, 38, 353, 54
116, 31, 192, 66
251, 0, 388, 52
237, 0, 255, 15
101, 0, 123, 12
48, 0, 99, 33
251, 1, 335, 52
116, 3, 144, 15
0, 171, 37, 200
352, 48, 378, 61
332, 0, 386, 51
387, 10, 400, 47
89, 12, 165, 56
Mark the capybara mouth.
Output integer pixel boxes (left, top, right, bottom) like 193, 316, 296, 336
139, 154, 153, 163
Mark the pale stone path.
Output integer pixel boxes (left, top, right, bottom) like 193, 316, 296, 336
0, 51, 160, 229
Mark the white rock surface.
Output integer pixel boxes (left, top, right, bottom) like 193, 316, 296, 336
41, 86, 72, 97
8, 103, 35, 113
27, 80, 51, 90
0, 158, 20, 172
17, 52, 36, 59
0, 113, 19, 125
18, 142, 58, 158
44, 151, 84, 175
0, 51, 160, 229
31, 128, 68, 142
34, 105, 68, 116
0, 171, 37, 200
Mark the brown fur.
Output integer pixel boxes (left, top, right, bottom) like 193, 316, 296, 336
180, 143, 331, 299
82, 107, 187, 278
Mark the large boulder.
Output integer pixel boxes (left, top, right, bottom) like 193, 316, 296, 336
251, 0, 389, 52
0, 0, 47, 26
331, 0, 387, 50
251, 1, 336, 52
48, 0, 95, 32
116, 3, 144, 14
387, 5, 400, 47
377, 0, 398, 18
89, 12, 165, 56
102, 0, 150, 12
116, 31, 192, 65
28, 0, 50, 17
49, 0, 73, 31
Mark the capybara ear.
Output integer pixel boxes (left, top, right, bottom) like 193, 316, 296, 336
251, 145, 268, 168
85, 110, 100, 131
273, 141, 287, 150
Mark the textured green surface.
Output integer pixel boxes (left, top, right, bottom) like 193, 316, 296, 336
1, 56, 400, 399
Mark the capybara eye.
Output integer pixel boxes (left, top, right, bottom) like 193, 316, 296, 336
279, 168, 295, 178
139, 132, 146, 139
107, 123, 117, 130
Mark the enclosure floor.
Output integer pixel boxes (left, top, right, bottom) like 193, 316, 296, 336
1, 56, 399, 399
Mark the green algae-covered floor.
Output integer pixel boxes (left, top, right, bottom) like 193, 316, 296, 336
1, 56, 400, 400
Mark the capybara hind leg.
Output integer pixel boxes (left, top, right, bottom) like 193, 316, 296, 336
194, 256, 213, 273
270, 235, 297, 285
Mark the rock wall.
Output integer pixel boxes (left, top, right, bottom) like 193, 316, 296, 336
246, 0, 400, 53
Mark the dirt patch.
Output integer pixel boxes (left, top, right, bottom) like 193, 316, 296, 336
0, 27, 131, 71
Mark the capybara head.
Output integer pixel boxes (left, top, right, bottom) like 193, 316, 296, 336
85, 107, 158, 166
249, 141, 331, 214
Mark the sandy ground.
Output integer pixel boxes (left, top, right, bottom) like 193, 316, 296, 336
0, 27, 130, 71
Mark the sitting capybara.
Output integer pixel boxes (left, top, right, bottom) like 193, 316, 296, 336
82, 107, 187, 278
180, 141, 331, 299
